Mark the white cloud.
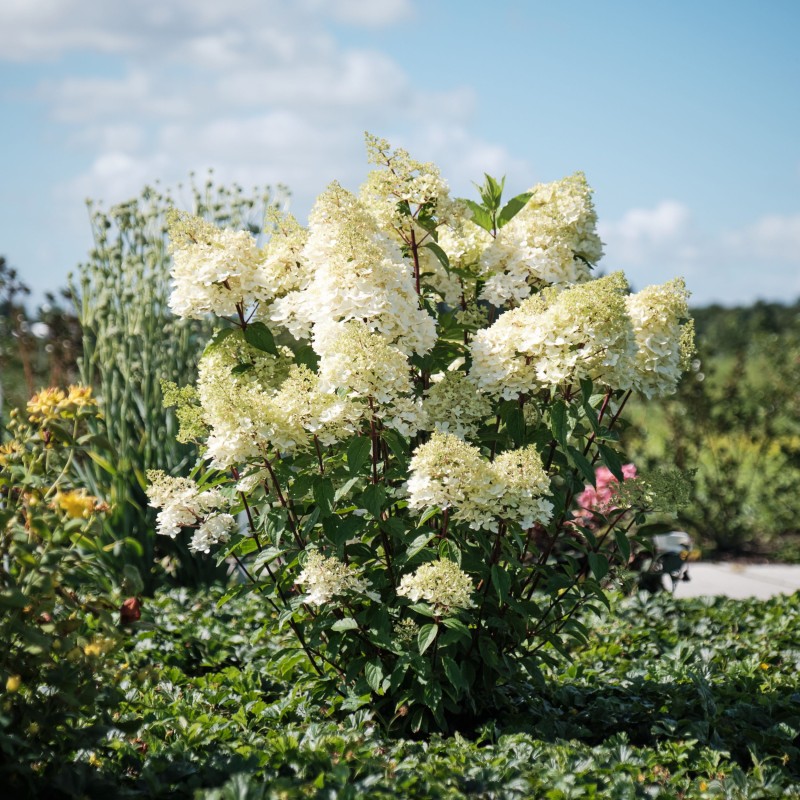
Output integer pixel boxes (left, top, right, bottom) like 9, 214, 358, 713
601, 202, 800, 304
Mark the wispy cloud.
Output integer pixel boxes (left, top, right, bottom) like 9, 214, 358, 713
601, 203, 800, 304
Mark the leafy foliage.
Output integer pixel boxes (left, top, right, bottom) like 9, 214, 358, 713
625, 300, 800, 558
0, 387, 124, 795
12, 587, 799, 798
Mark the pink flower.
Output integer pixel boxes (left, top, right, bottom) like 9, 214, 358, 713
573, 463, 637, 528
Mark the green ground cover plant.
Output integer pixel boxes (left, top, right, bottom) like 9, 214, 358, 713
12, 587, 799, 799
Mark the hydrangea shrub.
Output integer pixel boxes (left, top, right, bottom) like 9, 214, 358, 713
148, 135, 694, 732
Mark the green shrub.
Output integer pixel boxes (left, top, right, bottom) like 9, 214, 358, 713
146, 136, 695, 733
0, 386, 124, 795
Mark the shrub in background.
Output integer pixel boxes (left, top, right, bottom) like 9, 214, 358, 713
73, 177, 287, 591
626, 314, 800, 559
0, 386, 123, 795
147, 136, 694, 732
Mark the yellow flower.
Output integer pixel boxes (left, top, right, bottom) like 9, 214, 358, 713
5, 675, 22, 693
83, 640, 105, 658
27, 387, 66, 421
760, 662, 770, 670
54, 489, 99, 519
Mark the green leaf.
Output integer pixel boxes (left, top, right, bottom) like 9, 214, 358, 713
347, 437, 372, 476
551, 399, 568, 446
503, 406, 526, 446
614, 530, 631, 564
567, 445, 596, 484
359, 484, 387, 518
491, 564, 512, 604
424, 241, 450, 270
439, 539, 461, 566
442, 656, 467, 693
497, 191, 532, 228
331, 617, 359, 632
365, 660, 384, 692
461, 199, 494, 233
406, 533, 434, 560
441, 616, 471, 644
417, 623, 439, 654
312, 477, 335, 517
243, 321, 278, 355
416, 506, 441, 527
587, 552, 609, 582
598, 442, 625, 482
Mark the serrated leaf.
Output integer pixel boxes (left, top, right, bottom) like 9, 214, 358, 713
243, 321, 278, 355
418, 623, 438, 655
365, 660, 384, 692
347, 437, 372, 476
497, 191, 532, 228
441, 616, 471, 643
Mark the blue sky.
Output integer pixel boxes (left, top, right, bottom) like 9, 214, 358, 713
1, 0, 798, 307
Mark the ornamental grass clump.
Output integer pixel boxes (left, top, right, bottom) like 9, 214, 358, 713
149, 134, 694, 733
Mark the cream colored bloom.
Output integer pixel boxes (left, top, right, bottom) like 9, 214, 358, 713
470, 272, 636, 399
492, 446, 553, 529
296, 551, 371, 606
298, 182, 437, 357
146, 470, 229, 539
396, 560, 475, 614
479, 172, 601, 306
406, 431, 504, 531
168, 212, 267, 319
626, 278, 693, 398
421, 371, 492, 441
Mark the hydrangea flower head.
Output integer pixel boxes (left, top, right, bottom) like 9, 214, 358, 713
396, 560, 475, 615
406, 431, 504, 531
296, 551, 371, 606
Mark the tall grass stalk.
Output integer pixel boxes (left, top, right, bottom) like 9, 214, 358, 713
73, 177, 287, 590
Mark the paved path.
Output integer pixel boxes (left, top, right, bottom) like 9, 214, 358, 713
672, 563, 800, 600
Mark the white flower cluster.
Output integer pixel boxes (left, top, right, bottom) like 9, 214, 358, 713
316, 321, 424, 437
146, 470, 235, 553
406, 431, 506, 531
406, 432, 552, 531
196, 332, 300, 467
396, 559, 475, 614
493, 446, 554, 529
297, 183, 437, 358
470, 272, 636, 399
361, 133, 459, 245
168, 212, 267, 320
479, 172, 601, 306
626, 278, 693, 398
421, 371, 492, 440
296, 551, 371, 606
